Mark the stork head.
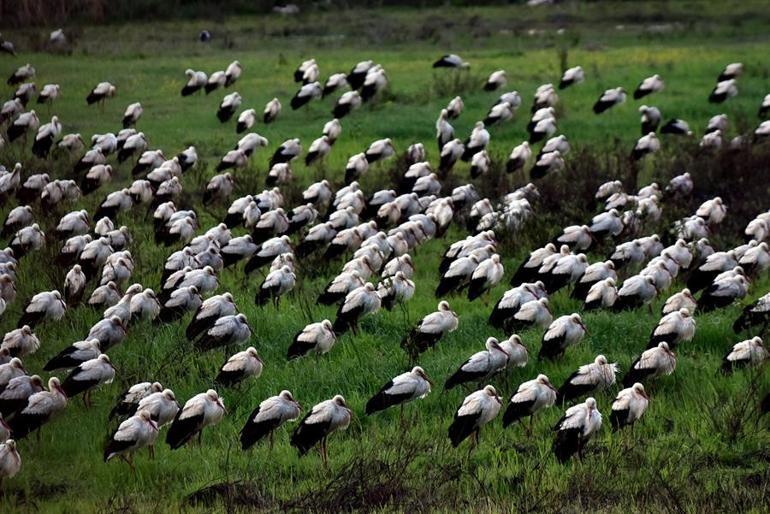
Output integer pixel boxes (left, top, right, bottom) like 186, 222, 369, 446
484, 385, 501, 404
632, 383, 649, 400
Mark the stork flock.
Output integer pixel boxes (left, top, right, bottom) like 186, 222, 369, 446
0, 35, 769, 487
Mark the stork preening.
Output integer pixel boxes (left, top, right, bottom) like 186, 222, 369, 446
181, 69, 207, 96
610, 383, 649, 431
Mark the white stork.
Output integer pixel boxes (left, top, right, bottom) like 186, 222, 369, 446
502, 374, 557, 431
593, 87, 626, 114
539, 313, 588, 360
288, 320, 336, 359
610, 383, 649, 430
166, 390, 225, 449
215, 347, 263, 387
109, 381, 163, 419
559, 66, 584, 89
217, 92, 242, 122
401, 300, 458, 358
8, 377, 67, 439
240, 390, 301, 449
553, 397, 602, 462
194, 313, 251, 351
263, 98, 281, 123
444, 338, 510, 390
634, 74, 664, 99
448, 385, 501, 448
721, 337, 768, 373
181, 69, 207, 96
291, 395, 351, 465
623, 342, 676, 386
557, 355, 618, 403
366, 366, 432, 417
104, 410, 159, 468
433, 54, 469, 68
86, 82, 116, 107
648, 308, 696, 348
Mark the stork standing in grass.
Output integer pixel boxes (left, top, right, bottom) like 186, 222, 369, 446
166, 390, 225, 449
553, 397, 602, 462
502, 374, 557, 433
366, 366, 432, 422
291, 395, 351, 466
241, 390, 301, 450
448, 385, 501, 449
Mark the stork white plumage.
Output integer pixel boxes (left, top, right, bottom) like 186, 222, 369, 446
0, 440, 20, 486
401, 300, 459, 359
559, 66, 584, 89
623, 342, 676, 386
648, 308, 696, 348
593, 87, 626, 114
634, 74, 664, 99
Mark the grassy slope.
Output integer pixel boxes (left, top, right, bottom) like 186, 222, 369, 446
1, 2, 770, 512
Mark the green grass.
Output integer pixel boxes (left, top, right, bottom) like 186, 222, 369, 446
1, 2, 770, 512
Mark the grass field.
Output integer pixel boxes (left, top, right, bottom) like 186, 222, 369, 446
1, 2, 770, 512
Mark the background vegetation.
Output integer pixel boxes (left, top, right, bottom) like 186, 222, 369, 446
1, 1, 770, 512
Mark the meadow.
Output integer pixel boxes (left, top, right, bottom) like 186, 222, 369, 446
1, 1, 770, 512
